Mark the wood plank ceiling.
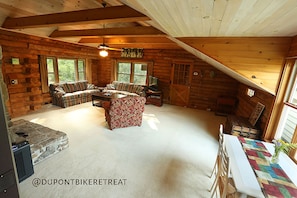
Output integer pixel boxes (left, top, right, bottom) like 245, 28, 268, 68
1, 0, 297, 94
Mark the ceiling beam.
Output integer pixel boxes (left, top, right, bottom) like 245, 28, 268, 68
2, 5, 149, 29
50, 26, 165, 38
105, 43, 180, 49
79, 36, 173, 44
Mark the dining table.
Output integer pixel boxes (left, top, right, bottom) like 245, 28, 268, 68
224, 134, 297, 198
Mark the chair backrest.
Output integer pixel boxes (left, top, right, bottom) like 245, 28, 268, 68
219, 146, 231, 198
248, 102, 265, 126
211, 145, 232, 198
109, 96, 146, 115
218, 124, 224, 153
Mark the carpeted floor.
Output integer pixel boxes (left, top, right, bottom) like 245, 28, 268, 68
14, 102, 226, 198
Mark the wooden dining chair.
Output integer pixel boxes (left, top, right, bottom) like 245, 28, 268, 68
210, 144, 237, 198
209, 124, 224, 178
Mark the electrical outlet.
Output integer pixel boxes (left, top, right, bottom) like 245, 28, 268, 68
11, 79, 18, 84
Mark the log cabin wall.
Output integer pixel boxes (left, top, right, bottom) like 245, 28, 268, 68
190, 61, 238, 111
287, 35, 297, 57
0, 29, 99, 118
235, 83, 275, 137
97, 49, 239, 109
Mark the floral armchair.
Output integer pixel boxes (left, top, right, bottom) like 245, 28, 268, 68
102, 96, 146, 130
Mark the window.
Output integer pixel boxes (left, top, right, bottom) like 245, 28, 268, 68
276, 60, 297, 161
78, 60, 86, 81
116, 61, 148, 85
40, 55, 87, 93
47, 58, 55, 85
46, 57, 86, 83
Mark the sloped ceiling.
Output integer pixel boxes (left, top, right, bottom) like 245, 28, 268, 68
1, 0, 297, 94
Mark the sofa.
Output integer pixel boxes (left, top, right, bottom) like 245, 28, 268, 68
49, 80, 100, 108
103, 81, 145, 96
102, 96, 146, 130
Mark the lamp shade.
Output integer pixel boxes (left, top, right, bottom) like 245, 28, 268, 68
99, 50, 108, 57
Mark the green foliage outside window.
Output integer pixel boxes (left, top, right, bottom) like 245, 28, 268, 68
133, 63, 147, 85
46, 58, 86, 83
58, 59, 75, 82
47, 58, 55, 84
117, 62, 147, 85
78, 60, 85, 81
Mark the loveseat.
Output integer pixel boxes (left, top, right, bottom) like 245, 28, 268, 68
102, 96, 146, 130
103, 81, 145, 96
49, 80, 100, 108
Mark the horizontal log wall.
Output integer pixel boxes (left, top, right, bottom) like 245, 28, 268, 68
98, 49, 239, 109
0, 29, 100, 117
235, 83, 275, 137
190, 61, 238, 111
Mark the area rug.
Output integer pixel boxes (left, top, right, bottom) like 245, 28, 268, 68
9, 119, 69, 165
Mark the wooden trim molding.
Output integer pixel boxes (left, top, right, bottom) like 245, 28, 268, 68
263, 59, 296, 141
39, 55, 49, 93
289, 126, 297, 163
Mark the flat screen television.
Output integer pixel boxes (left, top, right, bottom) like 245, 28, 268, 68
148, 76, 158, 91
149, 76, 158, 86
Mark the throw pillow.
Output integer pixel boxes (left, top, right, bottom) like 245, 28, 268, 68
55, 86, 66, 94
106, 84, 115, 90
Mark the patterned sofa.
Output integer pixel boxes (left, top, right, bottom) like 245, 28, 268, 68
102, 96, 146, 130
49, 80, 100, 108
103, 81, 145, 96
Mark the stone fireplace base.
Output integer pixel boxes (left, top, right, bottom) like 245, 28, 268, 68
9, 119, 69, 165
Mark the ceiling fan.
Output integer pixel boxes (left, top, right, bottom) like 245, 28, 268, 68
98, 42, 122, 52
98, 38, 122, 57
98, 2, 122, 57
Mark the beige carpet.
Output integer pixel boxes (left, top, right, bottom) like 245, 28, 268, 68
14, 102, 226, 198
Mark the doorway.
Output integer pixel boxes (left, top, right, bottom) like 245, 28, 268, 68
170, 61, 193, 107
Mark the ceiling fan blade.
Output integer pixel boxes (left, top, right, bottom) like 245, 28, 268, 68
98, 44, 122, 51
107, 47, 122, 51
98, 44, 108, 49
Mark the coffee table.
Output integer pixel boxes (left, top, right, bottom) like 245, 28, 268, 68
91, 92, 127, 107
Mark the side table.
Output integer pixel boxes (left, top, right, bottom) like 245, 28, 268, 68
145, 90, 163, 107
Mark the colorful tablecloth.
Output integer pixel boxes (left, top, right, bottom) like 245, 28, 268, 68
238, 137, 297, 198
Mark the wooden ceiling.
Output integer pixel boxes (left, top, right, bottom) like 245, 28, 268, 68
1, 0, 297, 94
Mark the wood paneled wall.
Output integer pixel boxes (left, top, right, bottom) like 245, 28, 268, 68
0, 29, 99, 117
98, 49, 239, 109
235, 83, 275, 137
190, 61, 238, 110
263, 35, 297, 140
179, 37, 292, 94
288, 35, 297, 57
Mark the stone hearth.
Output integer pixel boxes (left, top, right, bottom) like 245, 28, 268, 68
9, 119, 69, 165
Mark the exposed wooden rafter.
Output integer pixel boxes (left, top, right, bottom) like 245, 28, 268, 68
50, 26, 164, 38
79, 36, 180, 49
79, 36, 172, 44
2, 5, 150, 29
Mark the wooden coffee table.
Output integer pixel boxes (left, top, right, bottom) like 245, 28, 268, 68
91, 92, 127, 107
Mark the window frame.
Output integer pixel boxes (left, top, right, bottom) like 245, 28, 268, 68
275, 60, 297, 163
40, 55, 87, 93
115, 59, 153, 86
47, 57, 86, 84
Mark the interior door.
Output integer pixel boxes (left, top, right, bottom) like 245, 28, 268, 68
170, 61, 193, 107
